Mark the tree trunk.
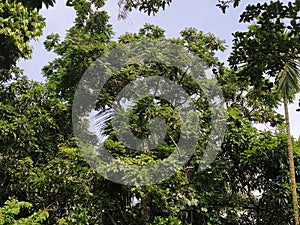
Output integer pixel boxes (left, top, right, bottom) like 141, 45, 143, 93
283, 96, 300, 225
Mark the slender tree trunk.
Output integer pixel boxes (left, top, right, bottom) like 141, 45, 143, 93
283, 96, 300, 225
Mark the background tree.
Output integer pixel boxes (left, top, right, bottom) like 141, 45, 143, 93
229, 1, 300, 224
44, 8, 299, 221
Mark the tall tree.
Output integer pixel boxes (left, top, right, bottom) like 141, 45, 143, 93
229, 1, 300, 224
277, 59, 300, 225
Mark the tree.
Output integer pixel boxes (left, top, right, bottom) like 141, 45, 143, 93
46, 12, 300, 222
0, 1, 112, 224
45, 18, 229, 223
0, 75, 109, 224
229, 1, 300, 224
277, 59, 300, 225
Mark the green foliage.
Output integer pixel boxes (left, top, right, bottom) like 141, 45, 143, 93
0, 198, 48, 225
152, 216, 183, 225
229, 1, 300, 224
44, 33, 60, 51
117, 0, 172, 18
0, 76, 108, 224
277, 59, 300, 100
1, 0, 300, 224
0, 0, 45, 81
41, 2, 300, 222
43, 0, 113, 102
229, 1, 300, 88
216, 0, 241, 13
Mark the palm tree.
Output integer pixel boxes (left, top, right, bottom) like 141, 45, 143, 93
277, 59, 300, 225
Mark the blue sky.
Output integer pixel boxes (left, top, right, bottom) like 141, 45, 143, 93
17, 0, 300, 137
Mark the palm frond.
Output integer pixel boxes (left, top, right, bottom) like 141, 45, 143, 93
94, 108, 115, 132
277, 59, 300, 98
